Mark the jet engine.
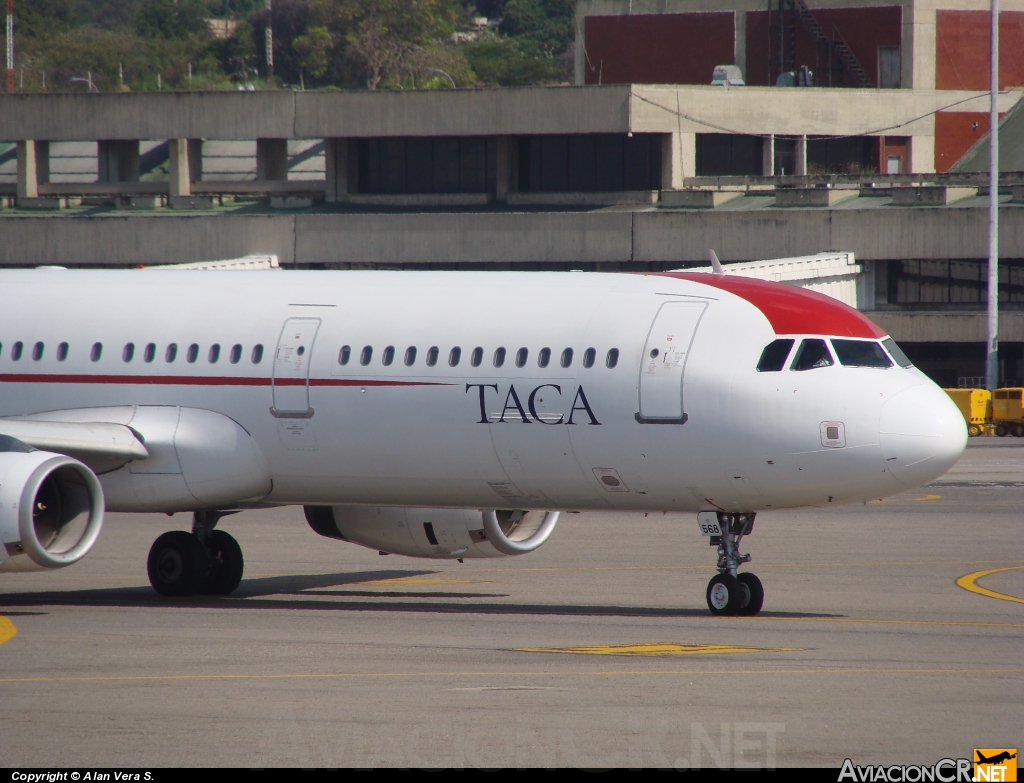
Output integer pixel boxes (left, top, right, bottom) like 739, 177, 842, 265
0, 437, 105, 572
304, 506, 560, 559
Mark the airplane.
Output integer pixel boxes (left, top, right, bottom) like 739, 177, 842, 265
976, 752, 1017, 765
0, 264, 967, 616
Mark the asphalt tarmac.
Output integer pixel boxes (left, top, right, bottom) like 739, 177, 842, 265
1, 440, 1021, 768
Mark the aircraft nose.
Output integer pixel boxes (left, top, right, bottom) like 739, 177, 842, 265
879, 384, 967, 488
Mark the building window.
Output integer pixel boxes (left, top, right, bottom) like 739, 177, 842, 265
885, 259, 1024, 306
517, 134, 662, 193
357, 137, 497, 195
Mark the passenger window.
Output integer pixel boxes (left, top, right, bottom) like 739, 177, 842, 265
57, 342, 69, 362
538, 347, 551, 368
32, 342, 44, 361
560, 348, 573, 368
582, 348, 596, 368
186, 343, 199, 363
791, 339, 834, 371
144, 343, 156, 363
229, 344, 242, 364
449, 347, 461, 367
91, 342, 103, 362
166, 343, 178, 363
405, 346, 417, 366
208, 344, 221, 363
360, 346, 373, 366
382, 346, 395, 366
882, 337, 913, 368
426, 346, 439, 367
338, 345, 351, 365
11, 341, 23, 361
832, 339, 892, 368
123, 343, 135, 362
471, 347, 483, 367
493, 347, 506, 368
0, 342, 3, 357
757, 339, 795, 372
605, 348, 619, 368
251, 344, 264, 364
515, 348, 528, 368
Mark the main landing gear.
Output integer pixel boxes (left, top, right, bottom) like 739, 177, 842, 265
706, 512, 764, 617
146, 511, 244, 597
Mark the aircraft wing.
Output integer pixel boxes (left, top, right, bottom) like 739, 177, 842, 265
0, 419, 149, 473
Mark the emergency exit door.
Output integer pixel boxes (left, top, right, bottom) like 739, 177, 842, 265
637, 301, 707, 422
271, 318, 320, 418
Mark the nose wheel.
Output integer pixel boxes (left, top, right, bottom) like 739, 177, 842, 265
704, 513, 764, 616
146, 510, 244, 597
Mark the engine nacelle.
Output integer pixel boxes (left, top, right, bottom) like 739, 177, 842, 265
304, 506, 560, 559
0, 437, 105, 572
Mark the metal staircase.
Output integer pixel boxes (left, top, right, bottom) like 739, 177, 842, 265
791, 0, 872, 87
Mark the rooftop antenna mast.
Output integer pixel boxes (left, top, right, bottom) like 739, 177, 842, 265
5, 0, 13, 94
986, 0, 1000, 391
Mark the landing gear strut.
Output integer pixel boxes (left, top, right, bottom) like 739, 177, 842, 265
705, 512, 763, 616
147, 511, 244, 597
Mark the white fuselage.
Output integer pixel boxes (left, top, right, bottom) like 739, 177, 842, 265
0, 269, 966, 514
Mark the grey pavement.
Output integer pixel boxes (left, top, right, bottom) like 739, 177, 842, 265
0, 443, 1021, 768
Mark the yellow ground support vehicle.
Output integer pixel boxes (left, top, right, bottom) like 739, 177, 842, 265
943, 388, 992, 436
992, 387, 1024, 437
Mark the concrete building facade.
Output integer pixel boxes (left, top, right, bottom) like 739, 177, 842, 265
575, 0, 1024, 173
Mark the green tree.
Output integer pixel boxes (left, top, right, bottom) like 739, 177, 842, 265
499, 0, 574, 56
293, 25, 332, 80
137, 0, 209, 40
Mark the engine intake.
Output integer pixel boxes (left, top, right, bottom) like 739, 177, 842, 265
304, 506, 560, 559
0, 439, 105, 572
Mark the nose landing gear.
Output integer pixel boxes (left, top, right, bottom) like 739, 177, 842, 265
146, 510, 244, 597
705, 513, 763, 616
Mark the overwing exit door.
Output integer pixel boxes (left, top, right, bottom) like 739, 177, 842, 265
637, 301, 707, 423
271, 318, 321, 418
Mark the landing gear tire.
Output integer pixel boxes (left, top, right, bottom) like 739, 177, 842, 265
706, 573, 742, 615
198, 530, 244, 596
736, 572, 764, 616
147, 531, 206, 597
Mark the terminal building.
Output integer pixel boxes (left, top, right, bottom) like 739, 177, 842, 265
0, 0, 1022, 386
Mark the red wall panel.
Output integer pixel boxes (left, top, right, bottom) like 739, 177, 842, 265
935, 11, 1024, 90
745, 6, 901, 87
583, 13, 735, 86
935, 111, 990, 172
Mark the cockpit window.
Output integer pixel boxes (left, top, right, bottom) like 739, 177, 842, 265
882, 337, 913, 368
791, 339, 834, 371
832, 339, 893, 368
756, 339, 795, 372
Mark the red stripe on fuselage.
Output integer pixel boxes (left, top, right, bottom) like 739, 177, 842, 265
658, 272, 886, 339
0, 374, 454, 387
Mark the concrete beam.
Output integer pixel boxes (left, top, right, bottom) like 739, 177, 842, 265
661, 132, 695, 190
16, 141, 47, 199
868, 311, 1024, 344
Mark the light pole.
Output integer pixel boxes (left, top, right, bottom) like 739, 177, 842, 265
69, 72, 96, 92
264, 0, 273, 78
426, 67, 456, 88
986, 0, 1000, 391
6, 0, 13, 94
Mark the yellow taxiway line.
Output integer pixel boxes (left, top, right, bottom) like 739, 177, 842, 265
516, 642, 803, 656
956, 566, 1024, 605
0, 667, 1020, 686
